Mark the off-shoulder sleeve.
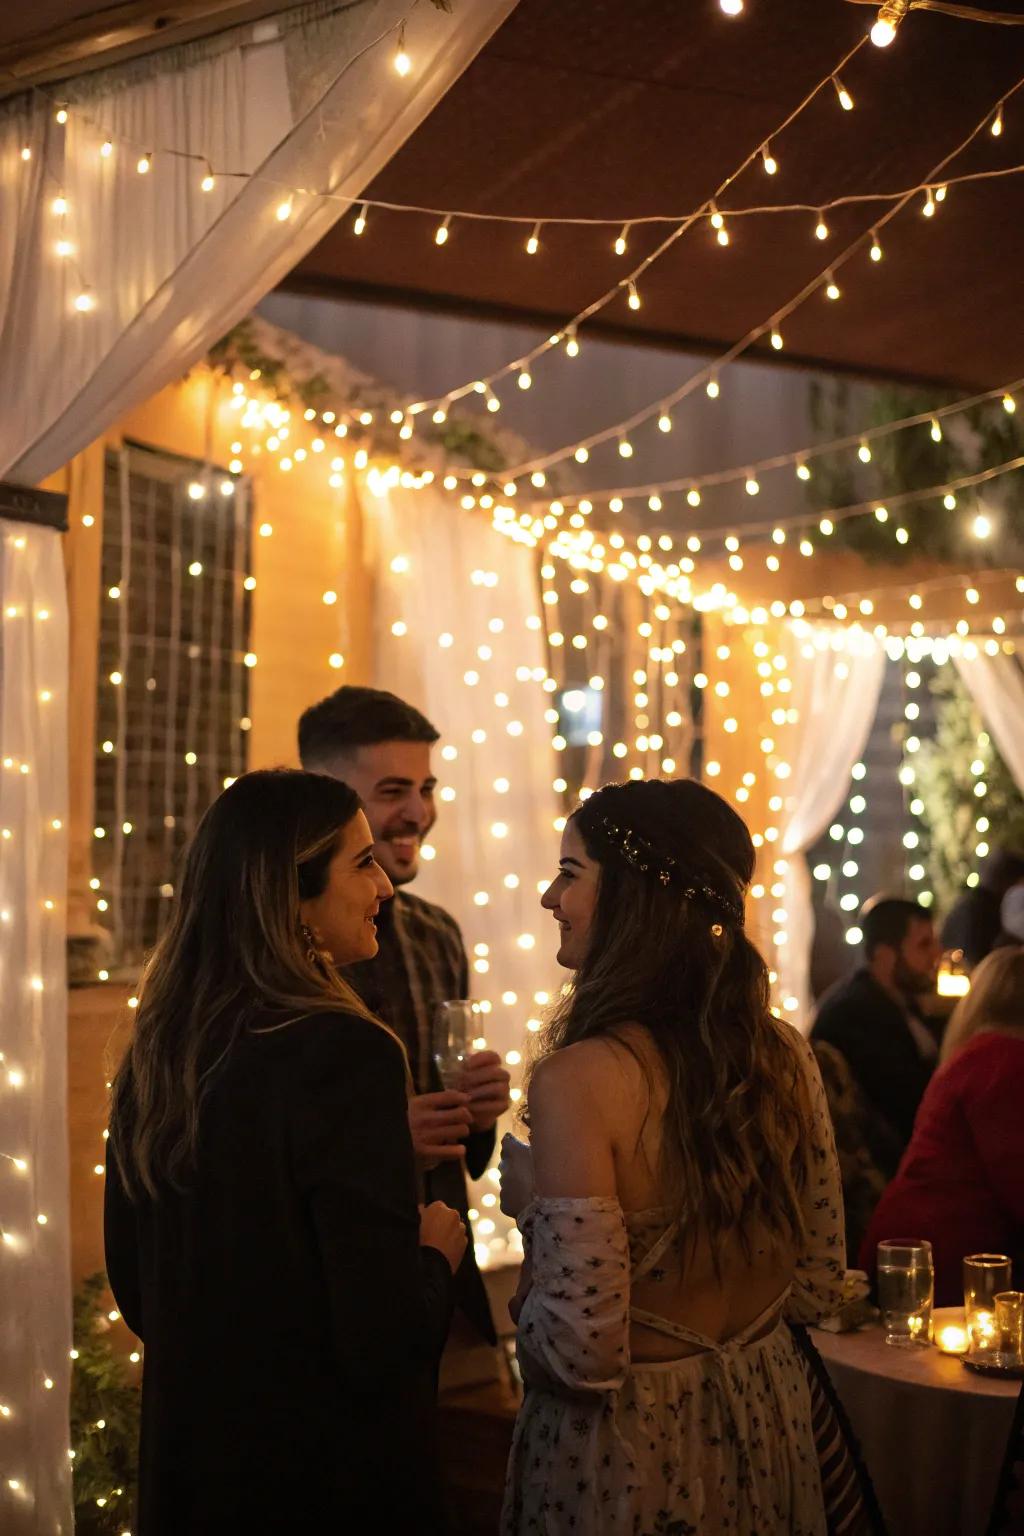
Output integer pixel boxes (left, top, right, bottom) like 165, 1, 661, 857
785, 1029, 848, 1324
516, 1196, 630, 1394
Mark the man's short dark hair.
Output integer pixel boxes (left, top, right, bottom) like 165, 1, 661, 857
861, 897, 932, 958
298, 686, 439, 770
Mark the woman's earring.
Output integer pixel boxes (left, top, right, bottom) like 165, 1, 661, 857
300, 923, 320, 966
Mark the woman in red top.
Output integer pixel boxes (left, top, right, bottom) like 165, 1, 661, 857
861, 945, 1024, 1304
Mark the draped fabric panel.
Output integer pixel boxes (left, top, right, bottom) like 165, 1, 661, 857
954, 645, 1024, 794
361, 479, 560, 1260
0, 524, 71, 1535
777, 625, 886, 1027
0, 0, 518, 485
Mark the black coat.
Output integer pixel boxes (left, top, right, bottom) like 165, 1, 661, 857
104, 1009, 454, 1535
810, 967, 935, 1169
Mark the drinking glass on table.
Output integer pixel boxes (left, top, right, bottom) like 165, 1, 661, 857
433, 999, 480, 1090
964, 1254, 1012, 1355
877, 1239, 934, 1347
994, 1292, 1024, 1366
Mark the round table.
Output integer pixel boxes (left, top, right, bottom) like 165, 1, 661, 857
812, 1308, 1021, 1536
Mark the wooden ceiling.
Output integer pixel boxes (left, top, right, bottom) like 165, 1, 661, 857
5, 0, 1024, 390
285, 0, 1024, 391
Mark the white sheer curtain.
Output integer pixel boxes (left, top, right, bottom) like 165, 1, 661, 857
0, 0, 518, 484
361, 478, 560, 1263
775, 623, 886, 1029
0, 523, 71, 1535
954, 643, 1024, 792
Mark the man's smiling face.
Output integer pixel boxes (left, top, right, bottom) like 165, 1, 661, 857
332, 740, 437, 887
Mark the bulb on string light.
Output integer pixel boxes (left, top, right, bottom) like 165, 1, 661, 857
858, 440, 872, 463
720, 0, 744, 14
935, 184, 947, 203
922, 187, 936, 218
770, 328, 784, 351
814, 211, 830, 241
100, 140, 113, 159
973, 513, 992, 539
526, 222, 541, 255
517, 367, 532, 390
73, 290, 95, 313
618, 437, 634, 458
614, 223, 630, 256
20, 145, 31, 161
824, 273, 841, 301
565, 328, 580, 357
832, 75, 854, 111
393, 24, 412, 75
658, 410, 672, 432
870, 0, 907, 47
55, 239, 75, 259
574, 445, 589, 463
1002, 393, 1016, 414
687, 488, 701, 508
136, 153, 152, 175
706, 375, 720, 399
796, 462, 812, 481
485, 389, 501, 413
991, 102, 1004, 137
943, 492, 957, 510
55, 106, 68, 125
930, 416, 942, 442
761, 143, 778, 175
435, 215, 451, 246
745, 474, 760, 496
51, 193, 68, 216
276, 198, 293, 222
869, 231, 883, 262
200, 172, 216, 192
627, 280, 641, 310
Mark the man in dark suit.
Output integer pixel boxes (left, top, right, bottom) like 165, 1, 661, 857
810, 896, 941, 1174
298, 686, 510, 1356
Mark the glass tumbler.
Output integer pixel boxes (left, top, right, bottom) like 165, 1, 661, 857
877, 1239, 934, 1347
964, 1254, 1012, 1356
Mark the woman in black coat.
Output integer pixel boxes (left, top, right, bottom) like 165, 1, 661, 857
105, 769, 467, 1535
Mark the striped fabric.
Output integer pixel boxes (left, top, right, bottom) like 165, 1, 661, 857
791, 1324, 889, 1536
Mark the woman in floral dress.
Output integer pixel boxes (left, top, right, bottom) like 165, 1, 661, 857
500, 779, 846, 1535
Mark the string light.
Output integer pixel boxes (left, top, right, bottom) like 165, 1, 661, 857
435, 214, 451, 246
869, 230, 883, 261
275, 198, 293, 222
922, 187, 936, 218
614, 223, 630, 256
833, 75, 855, 111
870, 1, 908, 47
770, 328, 784, 351
992, 101, 1005, 137
814, 211, 830, 241
526, 222, 541, 255
353, 203, 368, 236
393, 23, 412, 76
825, 273, 841, 301
136, 153, 152, 175
200, 172, 216, 193
720, 0, 744, 14
761, 144, 778, 175
627, 280, 641, 310
100, 139, 113, 159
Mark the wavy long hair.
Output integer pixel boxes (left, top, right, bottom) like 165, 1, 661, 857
110, 769, 385, 1199
939, 944, 1024, 1063
534, 778, 808, 1257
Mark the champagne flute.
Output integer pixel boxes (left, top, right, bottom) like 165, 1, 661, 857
433, 999, 480, 1090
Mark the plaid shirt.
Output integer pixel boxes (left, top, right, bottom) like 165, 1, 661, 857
346, 889, 496, 1343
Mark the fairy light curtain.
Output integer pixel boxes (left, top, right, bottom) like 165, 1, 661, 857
362, 476, 560, 1267
0, 521, 71, 1534
954, 645, 1024, 793
0, 0, 518, 486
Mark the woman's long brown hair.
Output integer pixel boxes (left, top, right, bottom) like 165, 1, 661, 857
110, 769, 385, 1199
533, 778, 809, 1258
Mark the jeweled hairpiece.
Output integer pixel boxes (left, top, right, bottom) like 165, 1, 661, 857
597, 816, 745, 925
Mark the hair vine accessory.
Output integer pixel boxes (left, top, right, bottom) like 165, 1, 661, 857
597, 816, 745, 925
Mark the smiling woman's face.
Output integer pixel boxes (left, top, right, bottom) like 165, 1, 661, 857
298, 810, 393, 965
540, 817, 601, 969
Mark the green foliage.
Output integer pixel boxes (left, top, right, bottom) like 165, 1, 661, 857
914, 670, 1024, 911
70, 1274, 140, 1536
807, 381, 1024, 566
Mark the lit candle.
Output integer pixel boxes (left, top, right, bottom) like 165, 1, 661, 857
936, 1324, 969, 1356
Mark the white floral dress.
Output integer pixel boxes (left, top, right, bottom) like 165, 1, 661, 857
502, 1033, 847, 1535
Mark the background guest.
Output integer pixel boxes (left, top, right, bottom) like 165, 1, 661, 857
810, 896, 941, 1173
298, 686, 511, 1371
105, 770, 466, 1534
941, 846, 1024, 969
861, 945, 1024, 1304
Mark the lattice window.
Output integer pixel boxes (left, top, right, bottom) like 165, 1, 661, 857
93, 443, 252, 972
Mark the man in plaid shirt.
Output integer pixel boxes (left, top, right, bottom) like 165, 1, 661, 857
298, 687, 510, 1348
